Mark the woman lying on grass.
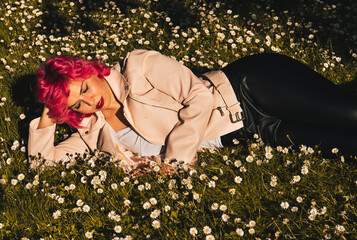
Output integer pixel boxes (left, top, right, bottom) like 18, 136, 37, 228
28, 49, 357, 173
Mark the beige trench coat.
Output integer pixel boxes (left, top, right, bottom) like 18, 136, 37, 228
28, 49, 244, 168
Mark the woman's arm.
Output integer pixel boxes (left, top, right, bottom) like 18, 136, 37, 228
28, 107, 90, 164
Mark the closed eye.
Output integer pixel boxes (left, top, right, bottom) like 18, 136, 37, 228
83, 85, 89, 93
75, 102, 81, 109
74, 84, 88, 109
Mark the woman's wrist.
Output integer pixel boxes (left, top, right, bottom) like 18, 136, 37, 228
37, 107, 55, 129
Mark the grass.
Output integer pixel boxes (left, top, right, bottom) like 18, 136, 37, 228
1, 0, 357, 239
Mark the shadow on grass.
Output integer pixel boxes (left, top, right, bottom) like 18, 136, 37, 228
39, 0, 199, 37
11, 74, 43, 144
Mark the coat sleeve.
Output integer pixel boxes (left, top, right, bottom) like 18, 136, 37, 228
137, 50, 214, 163
28, 117, 90, 164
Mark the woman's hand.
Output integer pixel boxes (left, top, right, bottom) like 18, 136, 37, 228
160, 163, 177, 175
37, 105, 56, 129
129, 155, 177, 176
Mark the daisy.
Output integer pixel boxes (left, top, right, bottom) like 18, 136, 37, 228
293, 175, 301, 183
150, 209, 161, 219
296, 196, 303, 203
149, 198, 157, 205
301, 165, 309, 175
189, 227, 198, 236
211, 203, 219, 210
124, 199, 131, 207
11, 179, 18, 185
208, 181, 216, 188
114, 225, 122, 233
193, 192, 200, 201
248, 220, 256, 227
291, 206, 299, 212
236, 228, 244, 236
234, 160, 242, 168
234, 176, 242, 184
219, 205, 227, 211
307, 147, 314, 154
335, 225, 345, 232
222, 213, 230, 222
17, 174, 25, 181
85, 231, 93, 239
320, 207, 327, 215
111, 183, 118, 189
280, 201, 289, 209
172, 193, 178, 200
248, 228, 255, 234
76, 199, 84, 206
108, 211, 116, 220
265, 152, 273, 159
53, 210, 61, 219
81, 176, 87, 183
206, 235, 215, 240
199, 174, 207, 180
308, 214, 316, 221
203, 226, 211, 234
152, 220, 160, 229
164, 205, 171, 212
246, 155, 254, 162
332, 148, 339, 154
83, 205, 90, 212
143, 202, 151, 209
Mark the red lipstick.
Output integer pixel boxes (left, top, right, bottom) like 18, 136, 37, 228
96, 97, 104, 109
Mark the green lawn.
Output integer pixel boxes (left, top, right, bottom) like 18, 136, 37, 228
0, 0, 356, 239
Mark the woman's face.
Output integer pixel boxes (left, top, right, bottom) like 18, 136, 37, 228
67, 75, 112, 114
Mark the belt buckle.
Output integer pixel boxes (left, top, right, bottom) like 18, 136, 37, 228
229, 112, 244, 123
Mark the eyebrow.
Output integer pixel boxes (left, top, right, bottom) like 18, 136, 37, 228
68, 81, 84, 109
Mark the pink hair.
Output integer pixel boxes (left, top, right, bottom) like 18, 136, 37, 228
36, 56, 111, 128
